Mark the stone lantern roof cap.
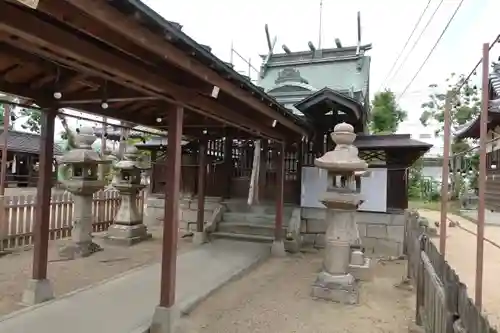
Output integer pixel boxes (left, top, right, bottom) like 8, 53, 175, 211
59, 149, 112, 165
314, 122, 368, 172
115, 160, 139, 170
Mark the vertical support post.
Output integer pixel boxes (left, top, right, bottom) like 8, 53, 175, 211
296, 141, 303, 205
99, 117, 107, 181
159, 106, 183, 309
32, 108, 55, 279
196, 139, 207, 233
23, 107, 56, 305
476, 43, 489, 309
271, 142, 286, 257
259, 140, 268, 202
439, 91, 452, 256
223, 135, 233, 198
149, 149, 158, 194
274, 143, 285, 240
415, 237, 425, 326
0, 103, 10, 195
0, 104, 10, 253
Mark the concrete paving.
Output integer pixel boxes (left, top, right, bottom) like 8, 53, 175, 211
0, 240, 270, 333
460, 209, 500, 227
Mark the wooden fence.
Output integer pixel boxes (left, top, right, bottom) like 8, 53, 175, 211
0, 190, 144, 250
405, 211, 498, 333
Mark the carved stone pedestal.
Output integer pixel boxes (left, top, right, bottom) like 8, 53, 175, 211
106, 191, 151, 246
312, 271, 359, 305
58, 195, 103, 260
107, 224, 151, 246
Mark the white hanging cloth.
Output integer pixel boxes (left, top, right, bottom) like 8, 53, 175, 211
11, 154, 16, 173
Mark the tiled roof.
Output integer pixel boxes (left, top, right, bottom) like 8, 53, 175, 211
491, 62, 500, 96
0, 130, 63, 155
454, 63, 500, 139
354, 134, 432, 150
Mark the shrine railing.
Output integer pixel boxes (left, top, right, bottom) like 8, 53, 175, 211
0, 190, 145, 250
405, 212, 498, 333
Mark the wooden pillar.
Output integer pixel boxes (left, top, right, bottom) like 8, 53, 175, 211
196, 139, 207, 233
223, 135, 233, 198
296, 141, 303, 205
149, 149, 158, 194
32, 108, 56, 280
0, 104, 10, 195
274, 143, 285, 241
259, 140, 268, 202
159, 106, 183, 309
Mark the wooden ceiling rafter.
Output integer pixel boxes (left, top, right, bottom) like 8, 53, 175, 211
26, 0, 279, 133
54, 0, 306, 135
0, 3, 288, 140
0, 2, 302, 142
27, 0, 210, 93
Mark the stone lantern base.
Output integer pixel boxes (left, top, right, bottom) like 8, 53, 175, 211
311, 271, 359, 305
311, 240, 359, 304
58, 241, 103, 260
105, 224, 152, 246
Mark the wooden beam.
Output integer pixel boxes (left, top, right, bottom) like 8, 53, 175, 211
1, 43, 86, 90
59, 0, 306, 135
0, 2, 284, 140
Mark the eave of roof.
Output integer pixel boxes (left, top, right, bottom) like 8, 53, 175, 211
120, 0, 312, 134
454, 101, 500, 139
0, 130, 64, 155
294, 87, 364, 121
354, 134, 433, 151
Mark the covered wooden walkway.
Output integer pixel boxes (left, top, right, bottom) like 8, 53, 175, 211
0, 1, 309, 331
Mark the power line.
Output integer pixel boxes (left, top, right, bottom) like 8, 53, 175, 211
397, 0, 467, 103
385, 0, 445, 89
454, 34, 500, 92
377, 0, 433, 91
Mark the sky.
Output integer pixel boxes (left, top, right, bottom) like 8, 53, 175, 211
11, 0, 500, 149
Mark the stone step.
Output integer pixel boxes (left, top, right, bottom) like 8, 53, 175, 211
210, 232, 274, 243
222, 212, 275, 224
223, 201, 295, 215
217, 222, 279, 237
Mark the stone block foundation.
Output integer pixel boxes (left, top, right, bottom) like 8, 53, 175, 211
300, 207, 407, 257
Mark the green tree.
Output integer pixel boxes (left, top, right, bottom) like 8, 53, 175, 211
0, 104, 17, 130
419, 73, 481, 198
18, 107, 42, 133
370, 90, 407, 134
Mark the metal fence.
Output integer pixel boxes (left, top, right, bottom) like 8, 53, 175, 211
405, 211, 498, 333
0, 190, 144, 250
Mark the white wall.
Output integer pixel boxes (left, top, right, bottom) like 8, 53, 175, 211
357, 168, 387, 212
300, 166, 387, 213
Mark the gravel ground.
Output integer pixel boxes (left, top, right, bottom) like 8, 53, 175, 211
0, 227, 194, 317
181, 250, 415, 333
419, 210, 500, 329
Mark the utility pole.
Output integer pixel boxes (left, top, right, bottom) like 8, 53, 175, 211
439, 91, 452, 256
475, 42, 490, 309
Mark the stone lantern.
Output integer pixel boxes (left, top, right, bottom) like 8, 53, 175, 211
58, 126, 111, 259
106, 145, 151, 245
311, 122, 373, 305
